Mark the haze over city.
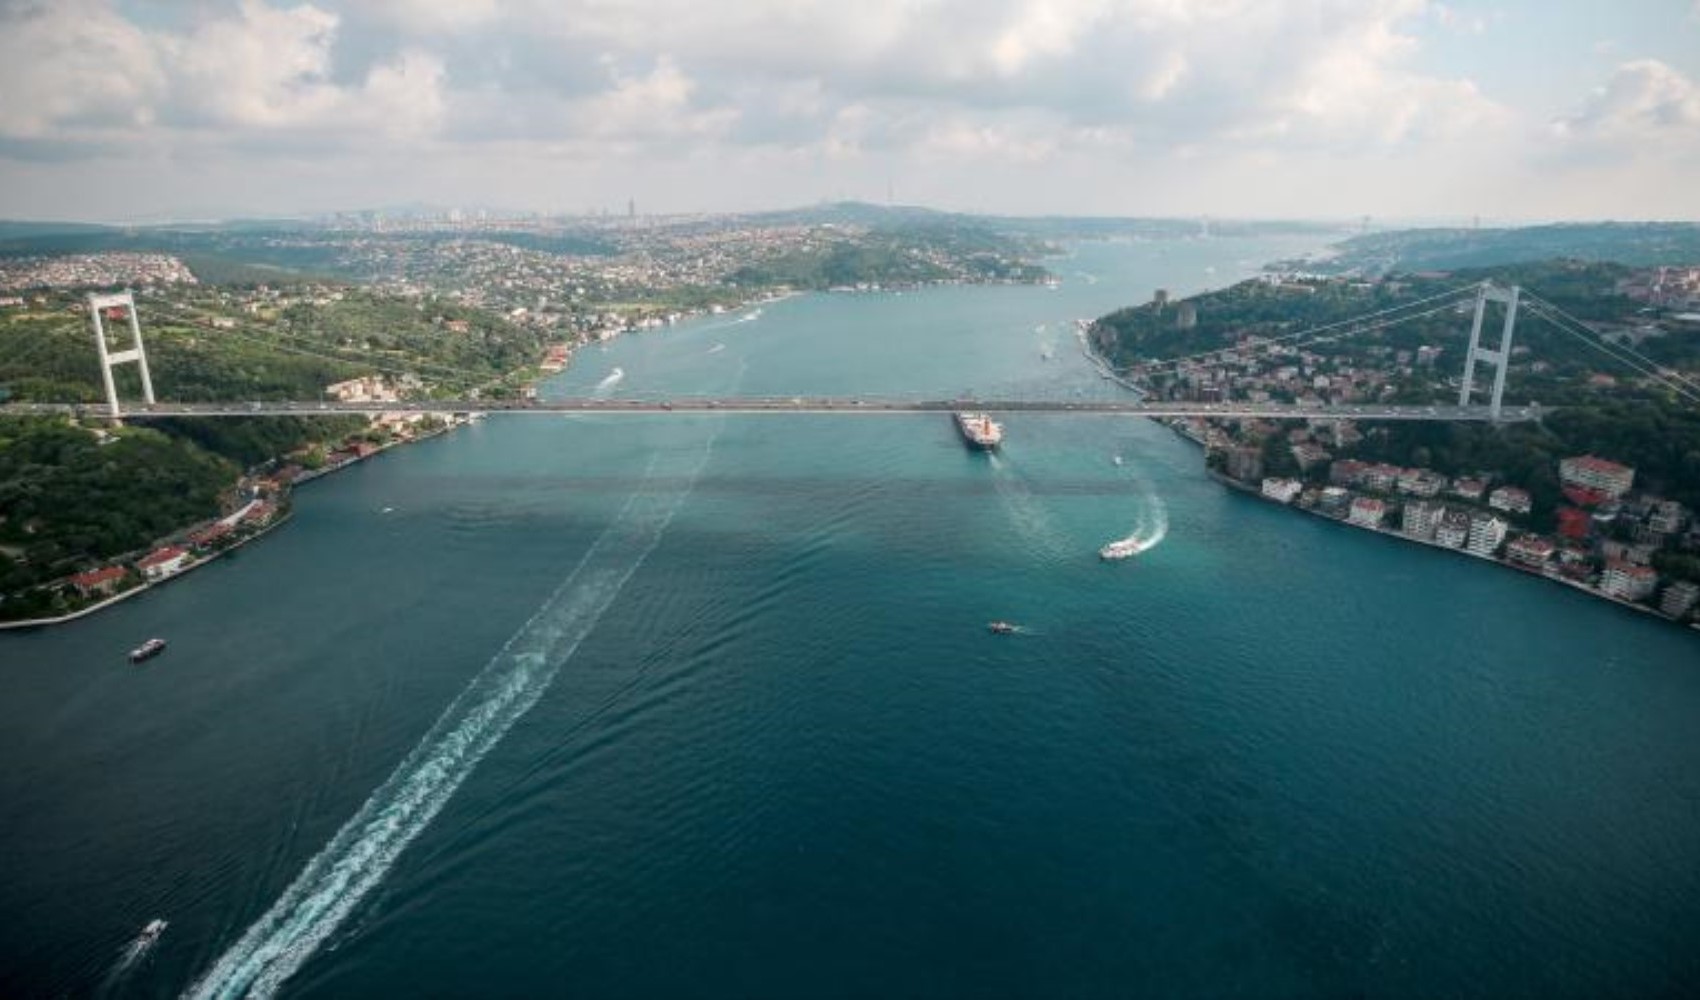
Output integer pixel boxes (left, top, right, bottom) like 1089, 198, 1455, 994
2, 0, 1699, 222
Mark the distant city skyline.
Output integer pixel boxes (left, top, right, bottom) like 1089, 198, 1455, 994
2, 0, 1698, 222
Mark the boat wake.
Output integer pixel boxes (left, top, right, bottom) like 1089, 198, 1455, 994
181, 434, 719, 1000
988, 453, 1069, 559
99, 924, 167, 996
594, 367, 625, 393
1103, 478, 1169, 558
706, 342, 726, 354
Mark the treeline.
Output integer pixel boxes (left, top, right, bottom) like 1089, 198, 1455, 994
0, 419, 233, 599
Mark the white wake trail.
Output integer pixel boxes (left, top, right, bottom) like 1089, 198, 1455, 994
594, 367, 625, 394
183, 436, 716, 1000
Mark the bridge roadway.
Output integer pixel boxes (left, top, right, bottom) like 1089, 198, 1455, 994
1, 398, 1540, 422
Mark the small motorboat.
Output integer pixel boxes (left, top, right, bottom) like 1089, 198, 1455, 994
1099, 539, 1141, 561
988, 621, 1020, 635
129, 638, 167, 663
139, 918, 167, 944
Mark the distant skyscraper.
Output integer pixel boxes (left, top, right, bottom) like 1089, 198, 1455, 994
627, 198, 636, 220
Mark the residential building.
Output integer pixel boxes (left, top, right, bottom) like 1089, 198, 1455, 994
1360, 464, 1400, 493
1505, 535, 1555, 569
1488, 487, 1532, 516
1600, 561, 1658, 601
1397, 468, 1446, 498
1660, 580, 1699, 619
1261, 478, 1303, 504
1401, 500, 1442, 541
1290, 443, 1330, 472
1465, 514, 1507, 557
1649, 500, 1689, 536
1435, 511, 1471, 549
1225, 445, 1263, 483
1559, 455, 1635, 499
1451, 478, 1487, 502
1318, 487, 1351, 517
68, 566, 125, 597
1348, 497, 1387, 528
137, 545, 190, 581
1329, 459, 1368, 487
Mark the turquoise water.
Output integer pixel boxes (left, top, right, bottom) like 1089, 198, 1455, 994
2, 236, 1698, 998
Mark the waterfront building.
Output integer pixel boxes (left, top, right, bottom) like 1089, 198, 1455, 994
1661, 580, 1700, 619
1260, 478, 1303, 504
67, 566, 125, 597
1401, 500, 1442, 541
1318, 487, 1351, 517
1559, 455, 1636, 499
1601, 561, 1659, 602
1505, 535, 1556, 569
1466, 515, 1508, 557
137, 545, 190, 581
1435, 511, 1471, 549
1348, 497, 1388, 528
1488, 487, 1533, 516
1225, 445, 1263, 483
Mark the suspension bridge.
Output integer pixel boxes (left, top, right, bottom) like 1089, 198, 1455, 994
2, 281, 1696, 422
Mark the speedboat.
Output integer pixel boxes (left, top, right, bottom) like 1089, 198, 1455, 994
129, 638, 167, 663
988, 621, 1019, 635
139, 919, 167, 944
1099, 539, 1141, 561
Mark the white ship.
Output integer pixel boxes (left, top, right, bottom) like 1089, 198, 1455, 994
1099, 539, 1141, 561
954, 412, 1003, 450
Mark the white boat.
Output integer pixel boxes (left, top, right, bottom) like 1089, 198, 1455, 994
129, 638, 167, 663
1099, 539, 1141, 561
139, 919, 167, 944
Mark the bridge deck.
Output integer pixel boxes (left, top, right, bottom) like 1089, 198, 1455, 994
1, 399, 1540, 422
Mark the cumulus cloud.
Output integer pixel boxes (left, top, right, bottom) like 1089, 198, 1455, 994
1552, 59, 1700, 153
0, 0, 166, 140
1, 0, 1690, 218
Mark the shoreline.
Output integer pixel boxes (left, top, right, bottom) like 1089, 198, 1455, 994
1205, 468, 1698, 634
0, 418, 470, 631
0, 511, 296, 630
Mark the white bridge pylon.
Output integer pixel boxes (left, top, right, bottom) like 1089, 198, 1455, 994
1457, 282, 1521, 421
88, 290, 155, 417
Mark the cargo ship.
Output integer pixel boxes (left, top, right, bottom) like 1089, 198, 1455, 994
954, 411, 1003, 450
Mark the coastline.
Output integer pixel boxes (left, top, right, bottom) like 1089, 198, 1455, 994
0, 418, 469, 631
1205, 468, 1698, 633
0, 511, 295, 631
1076, 309, 1696, 636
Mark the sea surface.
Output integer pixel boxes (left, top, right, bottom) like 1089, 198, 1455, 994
3, 236, 1698, 999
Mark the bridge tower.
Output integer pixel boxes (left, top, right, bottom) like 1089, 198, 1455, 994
87, 290, 155, 417
1457, 282, 1520, 421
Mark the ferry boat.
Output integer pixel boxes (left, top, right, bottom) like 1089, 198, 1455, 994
129, 638, 167, 663
1099, 539, 1141, 561
954, 411, 1003, 450
987, 621, 1019, 635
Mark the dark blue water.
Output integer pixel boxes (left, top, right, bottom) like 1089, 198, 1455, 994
3, 238, 1698, 999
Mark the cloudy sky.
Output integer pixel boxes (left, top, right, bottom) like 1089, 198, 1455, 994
1, 0, 1697, 222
